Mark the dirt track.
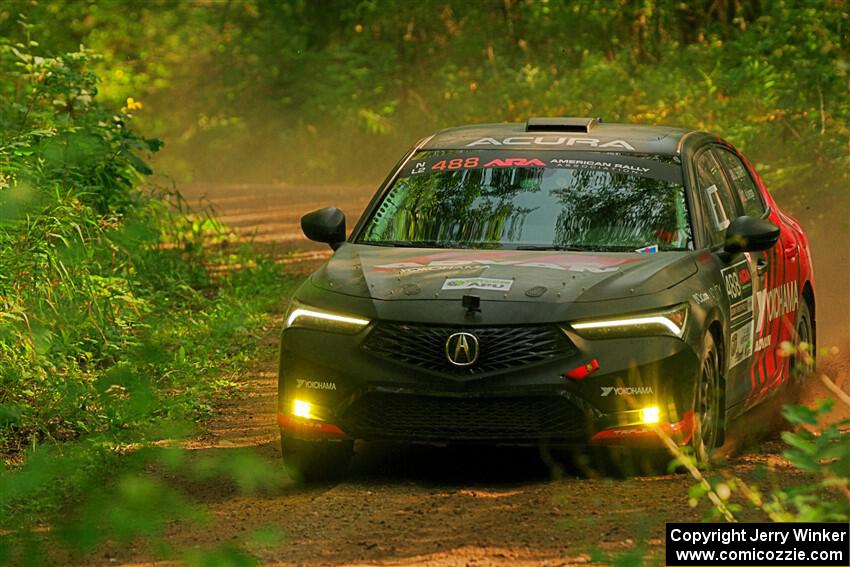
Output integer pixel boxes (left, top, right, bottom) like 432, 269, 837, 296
116, 182, 849, 566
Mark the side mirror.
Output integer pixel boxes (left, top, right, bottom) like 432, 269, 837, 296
301, 207, 346, 249
724, 215, 780, 254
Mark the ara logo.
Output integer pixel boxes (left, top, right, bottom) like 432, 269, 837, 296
483, 157, 546, 167
755, 281, 798, 332
466, 136, 636, 150
296, 379, 337, 390
600, 386, 654, 397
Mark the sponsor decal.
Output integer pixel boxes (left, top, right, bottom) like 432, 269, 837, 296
482, 157, 545, 168
390, 264, 486, 275
609, 427, 646, 436
730, 300, 752, 320
635, 244, 658, 254
374, 259, 623, 274
727, 161, 748, 181
442, 277, 514, 292
296, 379, 337, 390
397, 151, 681, 183
721, 259, 754, 322
600, 386, 654, 397
692, 291, 710, 304
549, 158, 650, 174
754, 335, 772, 352
692, 284, 722, 305
428, 156, 546, 171
465, 136, 636, 151
755, 280, 798, 333
729, 321, 754, 367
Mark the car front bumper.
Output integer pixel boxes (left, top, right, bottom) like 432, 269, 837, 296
278, 323, 700, 448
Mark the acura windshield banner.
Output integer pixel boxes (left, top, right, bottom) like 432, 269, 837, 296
666, 523, 849, 566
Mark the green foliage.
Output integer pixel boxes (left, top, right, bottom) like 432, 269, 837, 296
0, 439, 284, 565
2, 0, 845, 192
0, 33, 290, 454
685, 374, 850, 523
776, 397, 850, 520
0, 35, 170, 450
0, 30, 294, 565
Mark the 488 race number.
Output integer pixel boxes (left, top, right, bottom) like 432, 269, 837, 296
432, 157, 479, 170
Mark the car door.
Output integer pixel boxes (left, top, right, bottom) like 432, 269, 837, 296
693, 148, 759, 409
712, 147, 797, 403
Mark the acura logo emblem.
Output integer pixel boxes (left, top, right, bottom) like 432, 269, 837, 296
445, 332, 480, 367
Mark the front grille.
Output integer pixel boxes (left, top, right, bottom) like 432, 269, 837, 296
362, 322, 577, 375
340, 393, 588, 440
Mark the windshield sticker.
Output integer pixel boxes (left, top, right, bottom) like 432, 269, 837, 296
549, 158, 650, 174
727, 161, 748, 181
482, 157, 546, 168
730, 320, 754, 367
429, 156, 547, 171
705, 184, 730, 231
442, 277, 514, 292
401, 150, 682, 183
635, 244, 658, 254
465, 136, 636, 151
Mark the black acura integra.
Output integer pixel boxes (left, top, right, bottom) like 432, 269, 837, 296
278, 117, 815, 480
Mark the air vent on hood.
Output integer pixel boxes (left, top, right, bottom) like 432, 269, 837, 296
525, 117, 601, 133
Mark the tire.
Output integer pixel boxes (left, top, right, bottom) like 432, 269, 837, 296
691, 331, 723, 466
790, 300, 815, 382
281, 435, 353, 483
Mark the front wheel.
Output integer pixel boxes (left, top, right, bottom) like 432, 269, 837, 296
791, 300, 815, 381
281, 435, 353, 483
691, 332, 723, 466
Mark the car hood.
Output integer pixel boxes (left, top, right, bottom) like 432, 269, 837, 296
309, 244, 697, 304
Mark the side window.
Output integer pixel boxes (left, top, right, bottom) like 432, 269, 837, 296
696, 150, 739, 246
713, 148, 767, 218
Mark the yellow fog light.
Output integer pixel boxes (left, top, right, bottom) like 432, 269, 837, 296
292, 399, 315, 420
640, 406, 660, 424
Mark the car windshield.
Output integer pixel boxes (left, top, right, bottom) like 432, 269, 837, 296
357, 150, 693, 251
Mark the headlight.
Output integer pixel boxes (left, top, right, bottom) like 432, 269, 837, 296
284, 301, 370, 334
570, 304, 689, 339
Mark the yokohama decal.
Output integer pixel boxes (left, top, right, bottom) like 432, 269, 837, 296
755, 281, 798, 333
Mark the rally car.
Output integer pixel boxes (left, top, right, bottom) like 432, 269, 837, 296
278, 117, 815, 480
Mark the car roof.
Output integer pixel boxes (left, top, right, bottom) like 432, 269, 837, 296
422, 119, 697, 155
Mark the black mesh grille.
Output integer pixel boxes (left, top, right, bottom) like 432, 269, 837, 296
363, 322, 577, 375
340, 393, 587, 440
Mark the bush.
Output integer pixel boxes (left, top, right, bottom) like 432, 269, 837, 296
0, 34, 295, 564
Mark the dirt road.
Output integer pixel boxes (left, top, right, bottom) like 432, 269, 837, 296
117, 183, 848, 566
